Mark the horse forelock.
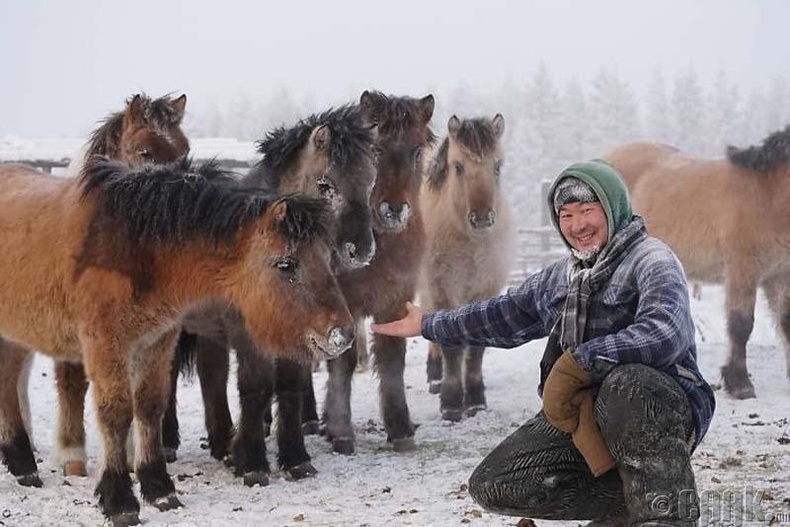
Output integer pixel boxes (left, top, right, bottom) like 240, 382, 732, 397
726, 125, 790, 174
453, 118, 499, 160
363, 92, 436, 145
255, 105, 376, 180
80, 157, 324, 248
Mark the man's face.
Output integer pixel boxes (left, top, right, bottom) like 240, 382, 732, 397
558, 201, 609, 255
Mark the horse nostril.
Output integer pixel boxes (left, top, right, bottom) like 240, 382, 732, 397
345, 242, 357, 260
328, 326, 355, 354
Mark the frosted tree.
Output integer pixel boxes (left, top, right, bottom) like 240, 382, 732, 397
763, 75, 790, 133
523, 63, 564, 190
587, 68, 640, 155
644, 69, 671, 143
557, 79, 589, 163
703, 70, 740, 157
670, 71, 706, 155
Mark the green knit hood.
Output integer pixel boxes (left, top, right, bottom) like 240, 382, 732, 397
547, 160, 633, 249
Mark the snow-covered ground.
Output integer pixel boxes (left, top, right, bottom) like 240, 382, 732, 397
1, 284, 789, 526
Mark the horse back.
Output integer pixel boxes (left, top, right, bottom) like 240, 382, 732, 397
0, 165, 87, 356
603, 142, 772, 281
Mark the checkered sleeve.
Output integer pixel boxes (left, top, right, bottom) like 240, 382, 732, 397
420, 272, 550, 349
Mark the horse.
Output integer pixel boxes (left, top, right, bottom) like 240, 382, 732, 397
0, 92, 190, 481
0, 157, 354, 526
419, 114, 515, 421
160, 104, 378, 485
603, 124, 790, 399
293, 90, 436, 454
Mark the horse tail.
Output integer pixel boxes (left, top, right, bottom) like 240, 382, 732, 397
175, 329, 199, 380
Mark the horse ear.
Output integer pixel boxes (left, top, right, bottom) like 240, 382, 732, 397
419, 94, 435, 124
170, 94, 187, 123
311, 124, 331, 152
492, 114, 505, 138
447, 115, 461, 137
359, 90, 381, 125
126, 94, 146, 124
267, 198, 289, 228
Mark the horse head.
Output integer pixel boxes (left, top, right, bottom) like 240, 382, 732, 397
250, 106, 378, 271
428, 114, 505, 234
359, 90, 435, 233
88, 93, 190, 165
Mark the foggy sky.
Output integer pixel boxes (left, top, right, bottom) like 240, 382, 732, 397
1, 0, 787, 137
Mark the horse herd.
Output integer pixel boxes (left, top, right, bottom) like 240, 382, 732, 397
0, 90, 788, 525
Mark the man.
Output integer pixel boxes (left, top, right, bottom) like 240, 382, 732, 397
372, 160, 715, 526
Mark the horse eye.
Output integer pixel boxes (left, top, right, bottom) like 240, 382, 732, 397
494, 161, 503, 177
274, 258, 299, 280
137, 149, 153, 161
454, 162, 465, 176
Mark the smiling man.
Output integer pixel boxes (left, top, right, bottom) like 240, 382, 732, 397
372, 160, 715, 526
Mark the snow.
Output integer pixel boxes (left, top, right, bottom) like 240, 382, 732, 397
1, 283, 789, 526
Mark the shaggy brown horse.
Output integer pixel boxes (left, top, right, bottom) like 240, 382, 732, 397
603, 125, 790, 399
296, 90, 436, 454
420, 114, 515, 421
0, 157, 353, 526
161, 104, 378, 485
0, 92, 190, 481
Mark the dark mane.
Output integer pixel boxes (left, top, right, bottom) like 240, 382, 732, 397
359, 90, 436, 144
249, 105, 377, 189
427, 118, 499, 190
80, 157, 330, 247
86, 93, 185, 158
726, 125, 790, 174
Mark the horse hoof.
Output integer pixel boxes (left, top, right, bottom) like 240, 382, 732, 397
285, 461, 318, 481
464, 404, 487, 417
163, 447, 178, 463
301, 420, 321, 436
63, 460, 88, 477
441, 408, 464, 422
721, 366, 756, 399
392, 437, 416, 452
242, 471, 270, 487
153, 493, 183, 512
223, 454, 235, 468
332, 438, 355, 455
428, 380, 442, 394
109, 511, 141, 527
17, 473, 43, 488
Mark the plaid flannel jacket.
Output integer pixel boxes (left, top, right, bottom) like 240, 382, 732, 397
421, 234, 715, 450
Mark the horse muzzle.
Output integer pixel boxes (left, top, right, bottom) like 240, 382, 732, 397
308, 325, 355, 360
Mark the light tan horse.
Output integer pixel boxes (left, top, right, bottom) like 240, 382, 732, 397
603, 125, 790, 399
419, 114, 515, 420
0, 157, 354, 526
0, 93, 190, 482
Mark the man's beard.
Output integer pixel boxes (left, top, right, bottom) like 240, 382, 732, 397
571, 245, 603, 264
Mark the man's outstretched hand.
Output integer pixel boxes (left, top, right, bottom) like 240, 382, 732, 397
371, 301, 425, 338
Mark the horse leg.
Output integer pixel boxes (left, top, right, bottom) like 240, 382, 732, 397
426, 342, 443, 395
195, 335, 233, 461
371, 318, 416, 451
0, 339, 41, 487
54, 360, 89, 477
463, 345, 487, 417
160, 350, 180, 463
761, 272, 790, 384
721, 269, 758, 399
131, 328, 182, 512
275, 357, 317, 480
300, 368, 320, 436
81, 337, 139, 525
324, 340, 358, 454
439, 345, 464, 422
230, 338, 272, 487
161, 331, 197, 463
